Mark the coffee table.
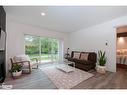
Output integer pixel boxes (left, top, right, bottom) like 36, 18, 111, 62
56, 61, 75, 73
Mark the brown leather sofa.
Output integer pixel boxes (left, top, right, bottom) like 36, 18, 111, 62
67, 51, 97, 71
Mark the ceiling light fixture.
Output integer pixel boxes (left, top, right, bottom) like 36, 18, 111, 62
41, 12, 46, 16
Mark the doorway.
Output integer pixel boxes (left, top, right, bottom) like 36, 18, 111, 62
116, 26, 127, 70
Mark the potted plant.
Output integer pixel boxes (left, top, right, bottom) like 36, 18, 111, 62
11, 64, 22, 78
97, 50, 107, 74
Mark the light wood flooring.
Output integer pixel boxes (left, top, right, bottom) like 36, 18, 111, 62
3, 63, 127, 89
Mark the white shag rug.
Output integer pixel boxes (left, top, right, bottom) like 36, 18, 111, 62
39, 65, 93, 89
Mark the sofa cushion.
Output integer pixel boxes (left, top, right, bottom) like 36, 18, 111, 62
23, 61, 37, 67
77, 60, 93, 65
13, 55, 30, 63
73, 52, 80, 59
80, 53, 89, 60
21, 55, 30, 62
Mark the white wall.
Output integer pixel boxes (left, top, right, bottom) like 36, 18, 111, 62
6, 14, 127, 73
70, 15, 127, 72
6, 18, 70, 75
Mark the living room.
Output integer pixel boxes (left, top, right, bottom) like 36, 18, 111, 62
1, 4, 127, 91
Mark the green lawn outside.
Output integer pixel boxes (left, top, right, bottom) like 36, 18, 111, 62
27, 53, 59, 61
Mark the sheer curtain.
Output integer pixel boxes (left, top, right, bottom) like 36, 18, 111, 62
58, 40, 64, 62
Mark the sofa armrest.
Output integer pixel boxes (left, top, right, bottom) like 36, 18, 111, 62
67, 57, 76, 62
15, 61, 30, 66
30, 58, 38, 69
31, 58, 38, 62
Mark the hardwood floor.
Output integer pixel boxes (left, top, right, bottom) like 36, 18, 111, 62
4, 63, 127, 89
74, 68, 127, 89
4, 63, 57, 89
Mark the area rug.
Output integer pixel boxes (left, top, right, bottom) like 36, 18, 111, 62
39, 65, 94, 89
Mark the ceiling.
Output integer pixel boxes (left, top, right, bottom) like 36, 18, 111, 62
4, 6, 127, 33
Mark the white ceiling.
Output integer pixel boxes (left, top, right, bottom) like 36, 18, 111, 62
4, 6, 127, 33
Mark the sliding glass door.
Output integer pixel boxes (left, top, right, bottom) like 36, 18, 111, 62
25, 35, 60, 63
25, 35, 40, 60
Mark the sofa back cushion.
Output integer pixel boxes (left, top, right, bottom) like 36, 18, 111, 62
73, 52, 80, 59
71, 51, 97, 63
80, 53, 89, 60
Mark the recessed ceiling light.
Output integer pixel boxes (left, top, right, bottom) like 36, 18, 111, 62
41, 12, 46, 16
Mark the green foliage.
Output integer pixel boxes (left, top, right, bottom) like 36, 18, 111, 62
98, 50, 107, 66
25, 36, 39, 54
11, 64, 22, 72
25, 35, 58, 55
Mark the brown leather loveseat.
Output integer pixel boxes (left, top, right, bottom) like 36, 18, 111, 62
67, 51, 97, 71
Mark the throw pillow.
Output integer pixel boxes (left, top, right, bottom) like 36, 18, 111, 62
80, 53, 89, 60
73, 52, 80, 59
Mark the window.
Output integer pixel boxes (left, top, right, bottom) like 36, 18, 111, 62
25, 35, 61, 63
